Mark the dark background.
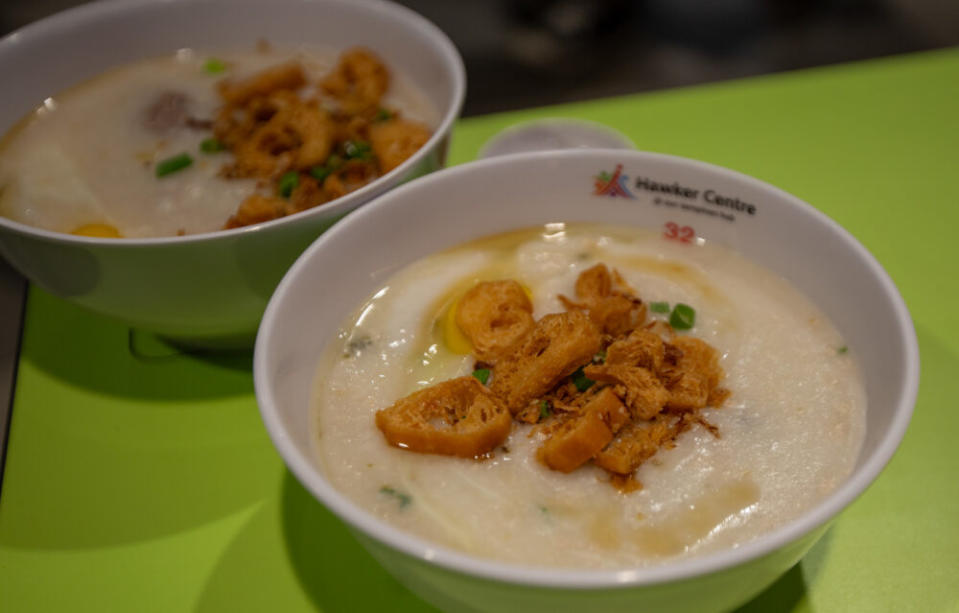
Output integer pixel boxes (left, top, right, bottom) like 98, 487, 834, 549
3, 0, 959, 117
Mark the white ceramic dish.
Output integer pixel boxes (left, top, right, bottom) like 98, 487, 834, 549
0, 0, 465, 347
255, 150, 918, 612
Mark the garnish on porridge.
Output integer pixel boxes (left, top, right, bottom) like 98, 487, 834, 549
374, 263, 729, 490
207, 48, 432, 229
0, 45, 436, 237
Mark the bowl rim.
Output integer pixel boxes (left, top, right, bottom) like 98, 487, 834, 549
254, 149, 920, 588
0, 0, 466, 246
478, 117, 636, 159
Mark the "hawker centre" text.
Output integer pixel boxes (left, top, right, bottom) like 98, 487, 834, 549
634, 176, 757, 216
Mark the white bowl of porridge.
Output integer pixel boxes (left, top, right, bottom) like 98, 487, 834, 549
0, 0, 464, 346
255, 150, 918, 612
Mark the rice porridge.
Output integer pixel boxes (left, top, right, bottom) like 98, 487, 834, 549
0, 45, 437, 238
310, 223, 866, 568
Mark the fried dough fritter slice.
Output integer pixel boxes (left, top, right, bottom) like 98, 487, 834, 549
605, 328, 666, 371
538, 387, 630, 473
708, 386, 732, 407
227, 92, 336, 179
562, 263, 646, 337
217, 61, 307, 106
592, 415, 688, 475
455, 280, 534, 364
664, 372, 710, 412
490, 311, 602, 414
320, 48, 390, 116
596, 300, 646, 340
286, 176, 326, 214
375, 376, 512, 458
583, 363, 669, 420
369, 118, 432, 173
575, 263, 613, 300
671, 337, 723, 389
223, 194, 286, 229
661, 336, 727, 411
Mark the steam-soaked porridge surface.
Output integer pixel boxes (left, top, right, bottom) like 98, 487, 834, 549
311, 224, 866, 568
0, 44, 437, 238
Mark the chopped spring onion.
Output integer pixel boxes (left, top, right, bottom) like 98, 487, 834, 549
310, 154, 345, 183
344, 335, 373, 358
379, 485, 412, 508
155, 153, 193, 178
310, 153, 343, 183
572, 367, 594, 392
649, 301, 670, 314
837, 345, 849, 355
373, 108, 393, 122
344, 139, 372, 160
669, 303, 696, 330
278, 171, 300, 198
472, 368, 490, 385
199, 138, 225, 153
539, 399, 551, 420
309, 165, 331, 182
203, 58, 227, 74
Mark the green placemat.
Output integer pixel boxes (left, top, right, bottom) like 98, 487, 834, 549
2, 48, 958, 612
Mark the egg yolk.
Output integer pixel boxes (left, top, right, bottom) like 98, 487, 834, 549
442, 296, 473, 354
71, 223, 123, 238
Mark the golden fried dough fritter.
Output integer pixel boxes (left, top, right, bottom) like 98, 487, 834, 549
490, 311, 602, 414
538, 387, 630, 473
455, 280, 534, 364
375, 376, 512, 458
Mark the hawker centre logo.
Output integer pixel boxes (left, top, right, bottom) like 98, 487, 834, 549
593, 164, 635, 198
593, 165, 758, 220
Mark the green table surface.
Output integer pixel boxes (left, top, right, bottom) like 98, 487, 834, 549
2, 48, 958, 612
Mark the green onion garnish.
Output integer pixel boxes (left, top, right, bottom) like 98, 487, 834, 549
309, 165, 331, 182
199, 138, 225, 153
472, 368, 490, 385
572, 367, 594, 392
669, 303, 696, 330
539, 399, 551, 420
837, 345, 848, 355
278, 171, 300, 198
379, 485, 412, 508
155, 153, 193, 178
344, 140, 372, 160
650, 301, 670, 314
373, 108, 393, 122
310, 155, 344, 183
203, 58, 227, 74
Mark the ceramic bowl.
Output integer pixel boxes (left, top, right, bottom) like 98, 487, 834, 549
254, 150, 918, 612
0, 0, 464, 347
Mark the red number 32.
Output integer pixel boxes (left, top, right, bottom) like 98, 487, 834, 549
664, 222, 695, 243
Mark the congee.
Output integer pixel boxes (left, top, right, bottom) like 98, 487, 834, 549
0, 44, 437, 238
311, 223, 866, 568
